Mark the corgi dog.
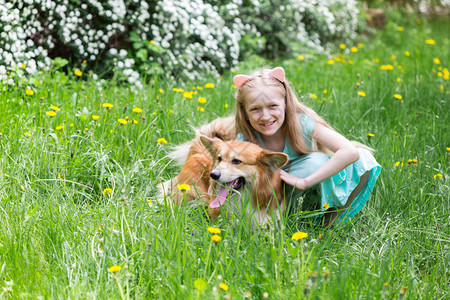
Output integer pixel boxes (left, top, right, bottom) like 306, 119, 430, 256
157, 135, 289, 226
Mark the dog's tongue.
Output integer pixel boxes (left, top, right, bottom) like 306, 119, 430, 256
209, 181, 236, 209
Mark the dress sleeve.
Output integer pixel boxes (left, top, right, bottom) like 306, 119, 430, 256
299, 114, 316, 151
236, 133, 246, 141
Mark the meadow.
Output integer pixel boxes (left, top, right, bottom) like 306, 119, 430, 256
0, 15, 449, 299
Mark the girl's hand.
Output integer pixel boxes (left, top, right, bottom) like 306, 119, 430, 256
280, 170, 309, 191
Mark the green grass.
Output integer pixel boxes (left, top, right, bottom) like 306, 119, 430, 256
0, 16, 449, 299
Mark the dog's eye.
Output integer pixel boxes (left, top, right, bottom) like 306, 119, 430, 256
217, 156, 222, 162
231, 159, 242, 165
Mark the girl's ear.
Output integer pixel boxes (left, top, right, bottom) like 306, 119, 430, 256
257, 151, 289, 170
200, 135, 220, 157
268, 67, 285, 82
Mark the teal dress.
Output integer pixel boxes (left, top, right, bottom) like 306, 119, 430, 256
237, 114, 382, 222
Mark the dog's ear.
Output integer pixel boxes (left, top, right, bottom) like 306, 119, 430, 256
257, 151, 289, 170
199, 135, 221, 157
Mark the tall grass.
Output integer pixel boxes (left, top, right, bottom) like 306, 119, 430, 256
0, 16, 448, 299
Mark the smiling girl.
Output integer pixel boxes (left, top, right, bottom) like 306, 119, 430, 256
233, 67, 381, 225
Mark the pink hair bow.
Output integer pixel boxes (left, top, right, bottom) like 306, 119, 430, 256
233, 67, 285, 88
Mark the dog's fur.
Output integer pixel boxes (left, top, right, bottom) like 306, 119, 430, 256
157, 135, 289, 226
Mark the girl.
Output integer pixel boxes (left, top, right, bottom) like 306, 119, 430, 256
233, 67, 381, 224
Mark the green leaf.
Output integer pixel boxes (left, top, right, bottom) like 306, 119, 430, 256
193, 278, 207, 294
136, 49, 148, 61
52, 57, 69, 69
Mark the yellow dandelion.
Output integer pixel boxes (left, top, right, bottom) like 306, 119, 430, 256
208, 227, 221, 234
147, 199, 152, 205
157, 138, 168, 144
224, 103, 229, 109
298, 55, 304, 60
394, 94, 402, 100
132, 107, 143, 113
205, 83, 214, 88
24, 132, 31, 136
167, 109, 173, 114
25, 89, 34, 96
339, 44, 346, 49
177, 184, 190, 191
56, 126, 64, 130
381, 64, 394, 70
70, 123, 74, 127
446, 147, 450, 152
425, 39, 435, 45
50, 105, 60, 111
198, 97, 207, 104
219, 283, 229, 291
397, 77, 402, 82
102, 103, 113, 108
46, 111, 57, 117
323, 203, 330, 210
196, 86, 203, 90
373, 58, 380, 63
108, 266, 122, 273
159, 88, 164, 93
92, 115, 100, 121
397, 26, 404, 31
22, 63, 27, 69
74, 70, 82, 76
390, 55, 396, 61
395, 161, 404, 167
404, 51, 410, 56
310, 93, 317, 99
292, 232, 308, 240
358, 43, 364, 48
103, 188, 113, 197
350, 47, 358, 53
328, 59, 335, 65
118, 119, 127, 125
211, 235, 222, 243
197, 107, 205, 112
433, 174, 443, 180
131, 119, 138, 124
183, 91, 194, 99
367, 133, 375, 137
358, 91, 366, 97
434, 58, 440, 64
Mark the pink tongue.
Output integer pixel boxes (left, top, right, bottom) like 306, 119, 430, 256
209, 181, 235, 209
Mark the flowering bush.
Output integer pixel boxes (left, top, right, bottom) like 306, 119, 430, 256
0, 0, 367, 84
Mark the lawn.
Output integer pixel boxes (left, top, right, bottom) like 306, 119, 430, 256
0, 15, 448, 299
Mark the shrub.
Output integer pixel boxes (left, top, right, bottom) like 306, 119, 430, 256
0, 0, 367, 84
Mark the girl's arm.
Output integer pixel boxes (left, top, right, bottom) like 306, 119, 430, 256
280, 123, 360, 190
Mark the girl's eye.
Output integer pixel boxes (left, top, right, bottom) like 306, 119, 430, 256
231, 159, 242, 165
218, 156, 222, 162
270, 104, 278, 108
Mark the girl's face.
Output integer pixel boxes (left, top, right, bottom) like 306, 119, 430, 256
245, 86, 286, 138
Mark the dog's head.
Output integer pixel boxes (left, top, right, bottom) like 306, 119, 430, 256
200, 135, 288, 209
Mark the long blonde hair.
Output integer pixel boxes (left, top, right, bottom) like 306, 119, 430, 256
235, 68, 333, 155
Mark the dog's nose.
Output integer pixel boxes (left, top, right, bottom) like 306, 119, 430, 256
210, 170, 221, 180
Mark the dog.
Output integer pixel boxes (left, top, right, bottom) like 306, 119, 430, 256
157, 135, 289, 227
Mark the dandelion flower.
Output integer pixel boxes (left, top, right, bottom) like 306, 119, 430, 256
433, 174, 443, 180
183, 91, 194, 99
198, 97, 207, 104
102, 103, 113, 108
358, 91, 366, 97
397, 77, 402, 82
351, 47, 358, 52
24, 132, 31, 136
224, 104, 229, 109
50, 105, 60, 111
22, 63, 27, 69
197, 107, 205, 112
103, 188, 113, 197
196, 86, 203, 90
219, 283, 229, 291
381, 64, 394, 70
310, 94, 317, 99
323, 203, 330, 210
292, 232, 308, 240
446, 147, 450, 151
404, 51, 410, 56
434, 58, 440, 64
159, 88, 164, 93
46, 111, 57, 117
74, 70, 82, 77
92, 115, 100, 121
397, 26, 404, 31
367, 133, 375, 137
328, 59, 335, 65
205, 83, 214, 88
298, 55, 304, 60
108, 266, 122, 273
132, 107, 143, 113
56, 126, 64, 130
177, 184, 190, 191
339, 44, 346, 49
358, 43, 364, 48
25, 89, 34, 96
118, 119, 127, 125
425, 39, 435, 45
211, 235, 222, 243
157, 138, 167, 144
208, 227, 221, 234
394, 94, 402, 99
